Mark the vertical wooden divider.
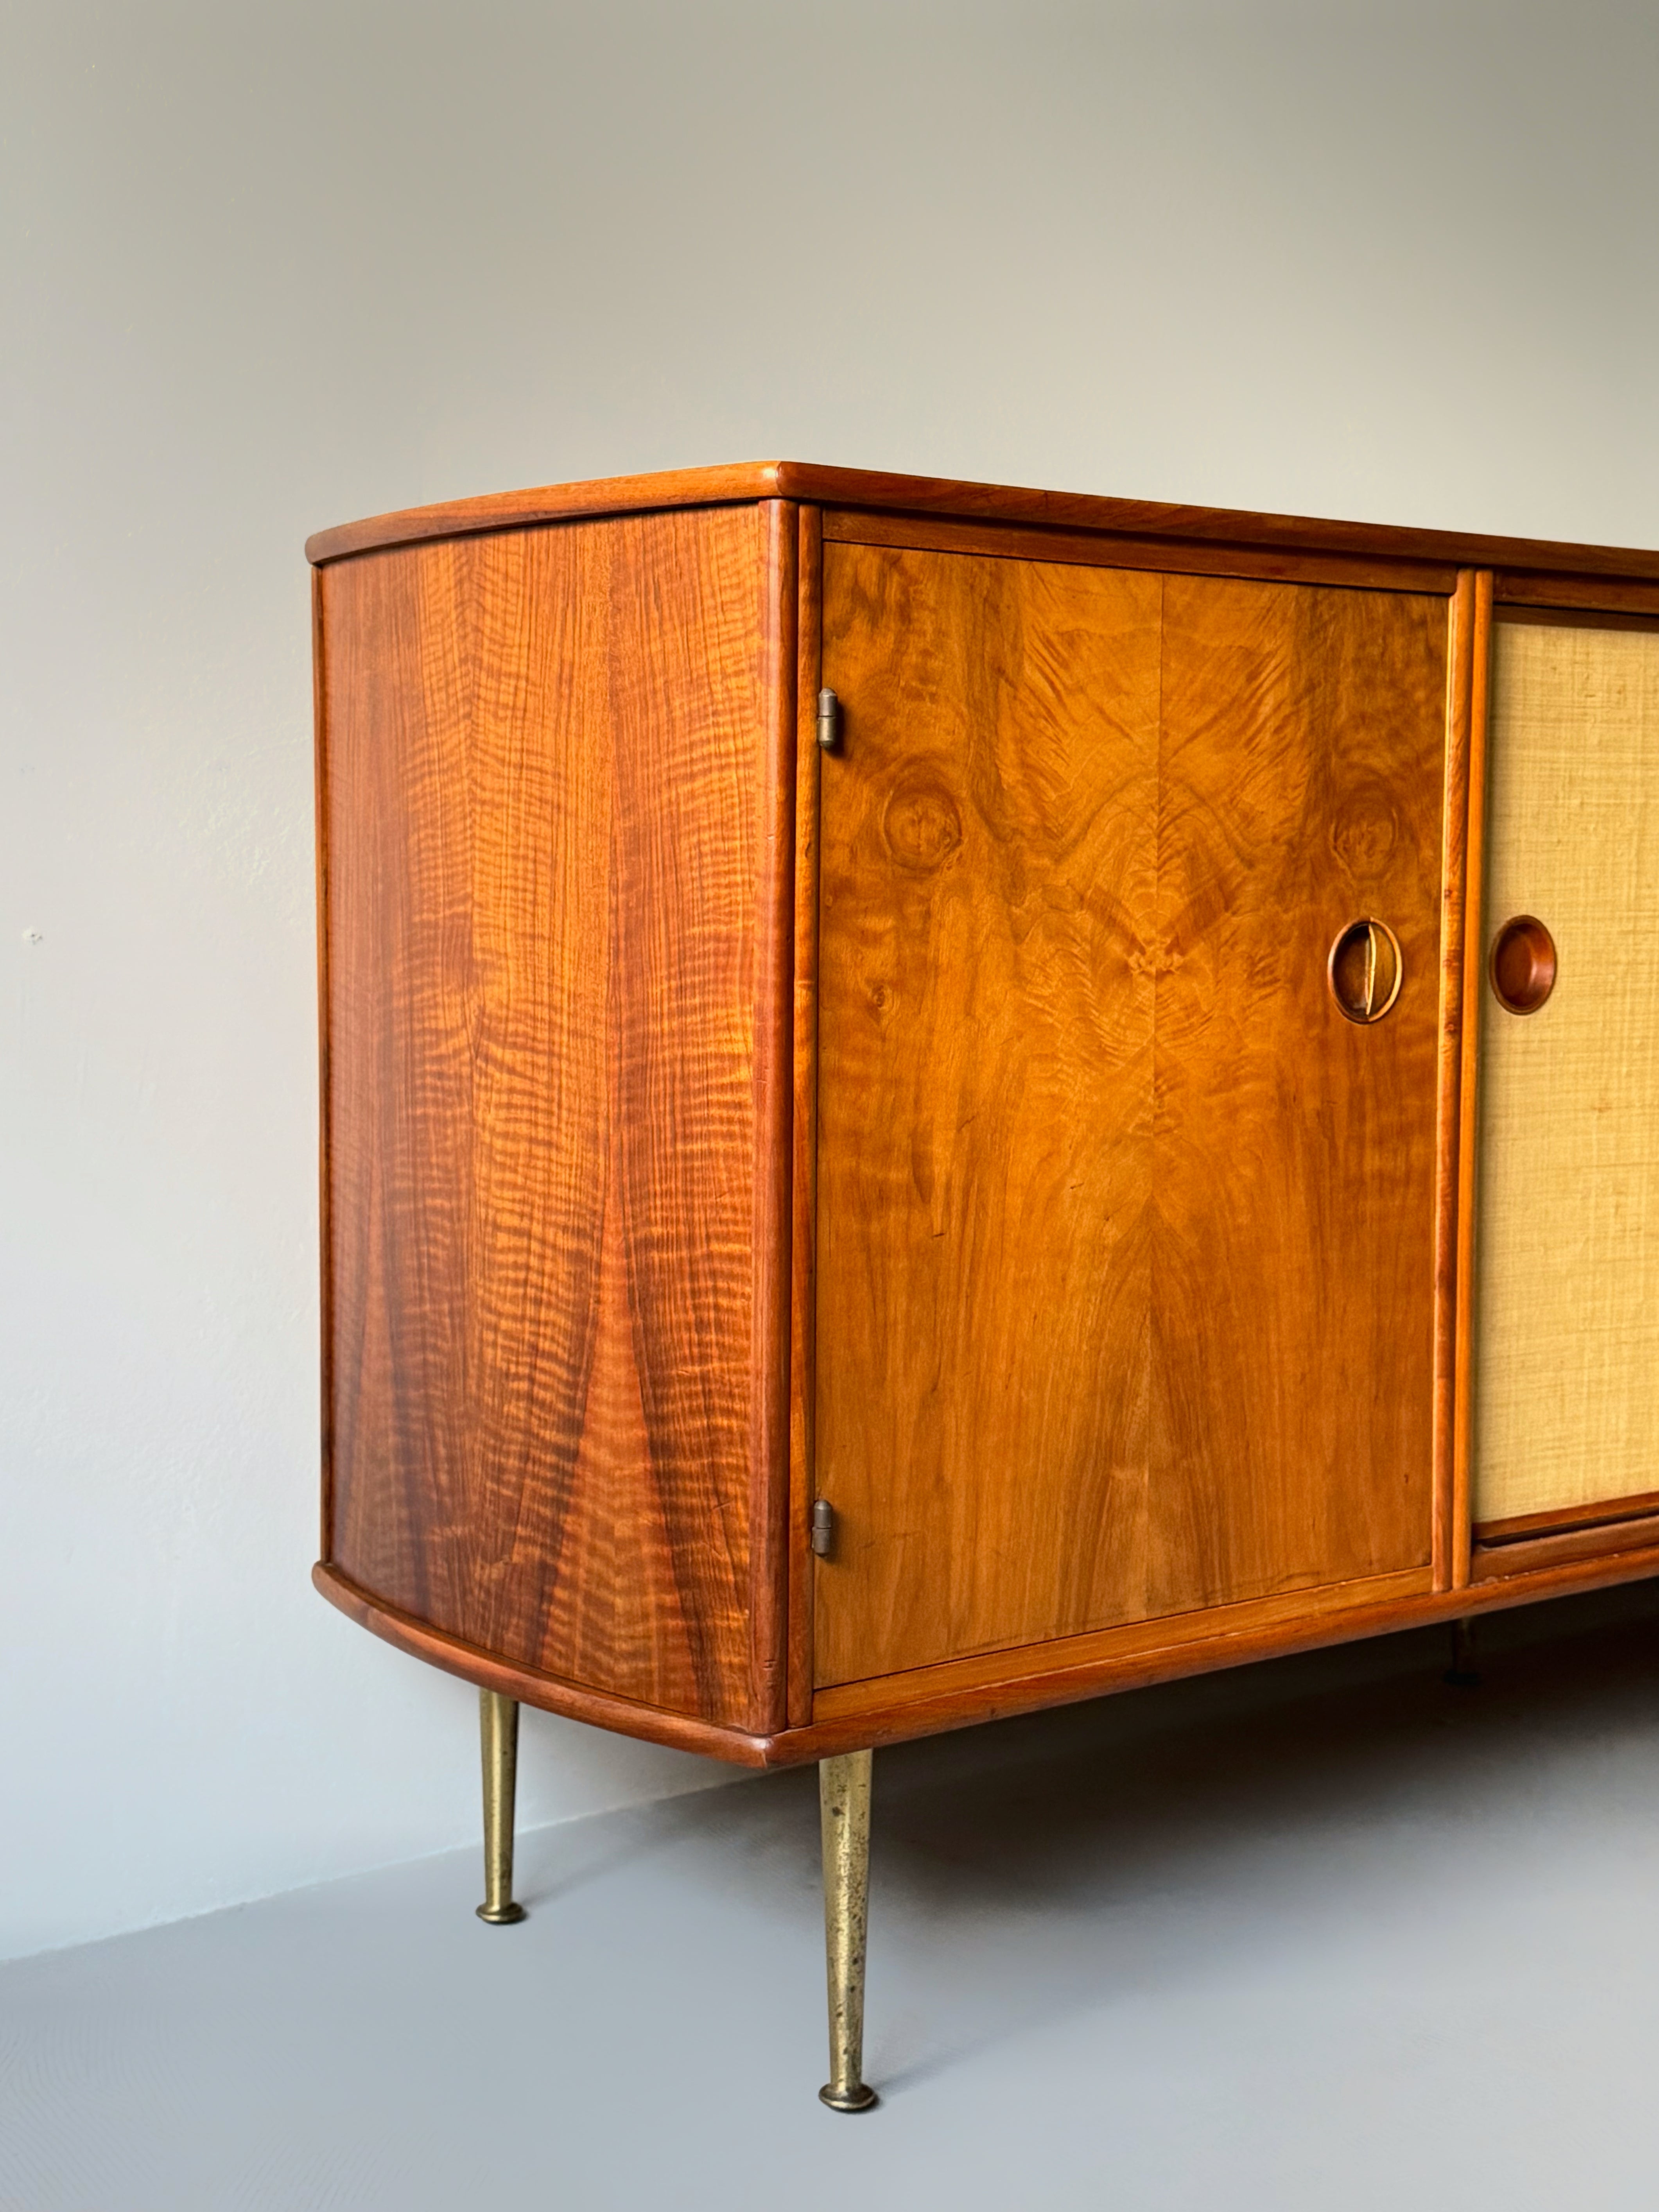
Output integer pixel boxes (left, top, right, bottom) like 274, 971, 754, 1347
1431, 572, 1477, 1588
788, 507, 823, 1727
1449, 571, 1494, 1588
312, 566, 335, 1567
749, 501, 799, 1734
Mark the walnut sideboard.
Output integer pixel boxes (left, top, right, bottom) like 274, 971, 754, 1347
308, 463, 1659, 2109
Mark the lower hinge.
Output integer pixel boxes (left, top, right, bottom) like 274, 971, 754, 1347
816, 688, 839, 751
811, 1498, 835, 1558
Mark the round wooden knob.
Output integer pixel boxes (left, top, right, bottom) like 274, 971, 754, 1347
1328, 918, 1404, 1024
1489, 915, 1556, 1015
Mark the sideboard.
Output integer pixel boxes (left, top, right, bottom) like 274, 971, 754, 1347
308, 463, 1659, 2109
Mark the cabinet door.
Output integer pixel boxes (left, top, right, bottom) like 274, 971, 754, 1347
1473, 616, 1659, 1534
813, 546, 1447, 1689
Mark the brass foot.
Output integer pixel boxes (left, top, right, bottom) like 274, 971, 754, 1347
476, 1689, 527, 1925
818, 2081, 879, 2113
1445, 1617, 1481, 1688
818, 1749, 878, 2112
476, 1901, 527, 1926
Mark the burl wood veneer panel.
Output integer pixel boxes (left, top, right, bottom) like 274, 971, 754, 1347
1474, 618, 1659, 1528
319, 506, 784, 1730
814, 546, 1162, 1688
1154, 577, 1445, 1608
814, 550, 1445, 1687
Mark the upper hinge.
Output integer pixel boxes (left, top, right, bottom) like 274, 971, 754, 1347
816, 688, 839, 751
810, 1497, 835, 1558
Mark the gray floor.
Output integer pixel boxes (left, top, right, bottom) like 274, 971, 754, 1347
8, 1588, 1659, 2212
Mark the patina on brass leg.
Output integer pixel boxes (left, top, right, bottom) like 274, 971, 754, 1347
1446, 1617, 1481, 1688
818, 1750, 878, 2112
476, 1689, 527, 1925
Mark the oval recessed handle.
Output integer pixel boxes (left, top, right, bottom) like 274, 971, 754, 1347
1328, 917, 1404, 1024
1489, 914, 1556, 1015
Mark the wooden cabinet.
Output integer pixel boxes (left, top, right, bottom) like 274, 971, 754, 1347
308, 465, 1659, 2106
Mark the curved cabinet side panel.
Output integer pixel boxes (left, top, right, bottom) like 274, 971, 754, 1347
317, 506, 779, 1730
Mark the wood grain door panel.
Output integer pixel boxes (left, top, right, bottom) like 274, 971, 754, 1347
814, 545, 1162, 1689
1151, 576, 1445, 1614
814, 549, 1446, 1689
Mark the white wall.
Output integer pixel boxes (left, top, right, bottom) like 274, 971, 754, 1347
5, 0, 1659, 1961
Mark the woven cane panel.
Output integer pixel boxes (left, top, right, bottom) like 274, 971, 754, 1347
1473, 619, 1659, 1526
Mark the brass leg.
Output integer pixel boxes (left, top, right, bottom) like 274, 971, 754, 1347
476, 1689, 527, 1925
1446, 1617, 1481, 1687
818, 1750, 878, 2112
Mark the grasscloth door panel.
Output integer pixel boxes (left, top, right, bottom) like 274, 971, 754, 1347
1474, 618, 1659, 1531
814, 548, 1446, 1689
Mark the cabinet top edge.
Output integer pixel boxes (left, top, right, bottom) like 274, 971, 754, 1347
304, 458, 1659, 586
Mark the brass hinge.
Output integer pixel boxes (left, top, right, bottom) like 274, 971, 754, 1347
816, 688, 839, 751
811, 1497, 835, 1557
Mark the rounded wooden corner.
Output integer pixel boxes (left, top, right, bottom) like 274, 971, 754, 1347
310, 1562, 780, 1769
303, 462, 793, 566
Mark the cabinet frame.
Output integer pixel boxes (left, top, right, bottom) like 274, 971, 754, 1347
310, 462, 1659, 1771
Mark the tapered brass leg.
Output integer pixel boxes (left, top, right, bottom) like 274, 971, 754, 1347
476, 1689, 527, 1925
1446, 1617, 1481, 1688
818, 1750, 878, 2112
